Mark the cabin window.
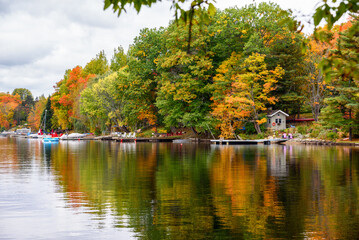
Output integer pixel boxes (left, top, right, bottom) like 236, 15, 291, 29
275, 119, 278, 123
268, 119, 271, 124
279, 119, 282, 123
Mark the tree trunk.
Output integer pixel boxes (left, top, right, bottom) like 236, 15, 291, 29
191, 126, 198, 135
254, 121, 262, 134
312, 104, 320, 122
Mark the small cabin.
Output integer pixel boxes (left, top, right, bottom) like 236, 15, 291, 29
267, 110, 289, 130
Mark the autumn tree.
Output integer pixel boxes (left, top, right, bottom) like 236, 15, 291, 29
11, 88, 34, 124
0, 93, 21, 129
212, 53, 284, 137
51, 66, 95, 130
303, 37, 331, 121
28, 95, 47, 131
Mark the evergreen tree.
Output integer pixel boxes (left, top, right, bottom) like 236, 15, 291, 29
40, 97, 54, 132
321, 17, 359, 140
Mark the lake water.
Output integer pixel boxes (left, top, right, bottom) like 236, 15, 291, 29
0, 137, 358, 239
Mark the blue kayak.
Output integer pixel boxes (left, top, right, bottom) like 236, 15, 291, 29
42, 137, 59, 143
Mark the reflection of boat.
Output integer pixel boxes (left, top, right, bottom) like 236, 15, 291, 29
42, 137, 59, 143
173, 139, 192, 143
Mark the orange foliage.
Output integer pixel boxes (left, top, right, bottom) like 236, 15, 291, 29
28, 97, 47, 131
331, 19, 352, 47
58, 95, 72, 107
0, 93, 21, 129
137, 107, 157, 126
51, 66, 95, 129
316, 18, 353, 49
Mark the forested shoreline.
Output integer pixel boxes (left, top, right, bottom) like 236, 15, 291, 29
1, 3, 358, 139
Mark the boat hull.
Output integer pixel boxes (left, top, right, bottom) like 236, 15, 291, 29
42, 137, 59, 143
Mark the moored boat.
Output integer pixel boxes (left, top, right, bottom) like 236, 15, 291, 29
59, 133, 88, 140
42, 137, 59, 143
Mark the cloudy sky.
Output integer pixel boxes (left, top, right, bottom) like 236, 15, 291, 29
0, 0, 327, 97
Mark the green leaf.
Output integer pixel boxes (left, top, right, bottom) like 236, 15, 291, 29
313, 8, 323, 26
335, 2, 347, 21
104, 0, 112, 10
208, 3, 216, 16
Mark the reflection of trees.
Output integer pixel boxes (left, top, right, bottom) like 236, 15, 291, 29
302, 147, 359, 239
0, 138, 19, 172
210, 145, 285, 238
48, 141, 359, 239
153, 143, 214, 239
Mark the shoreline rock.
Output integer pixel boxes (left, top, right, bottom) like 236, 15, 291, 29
290, 139, 359, 146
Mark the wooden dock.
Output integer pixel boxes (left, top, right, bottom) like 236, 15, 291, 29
210, 138, 287, 145
113, 137, 176, 142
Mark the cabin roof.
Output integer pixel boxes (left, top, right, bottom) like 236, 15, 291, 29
267, 110, 289, 117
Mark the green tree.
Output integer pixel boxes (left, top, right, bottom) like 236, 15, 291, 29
83, 50, 109, 76
155, 20, 213, 133
125, 28, 166, 128
12, 88, 33, 102
81, 70, 131, 132
110, 46, 127, 72
321, 17, 359, 140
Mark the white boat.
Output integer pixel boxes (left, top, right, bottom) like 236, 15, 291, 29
16, 128, 31, 135
29, 133, 52, 139
0, 131, 15, 137
59, 133, 88, 140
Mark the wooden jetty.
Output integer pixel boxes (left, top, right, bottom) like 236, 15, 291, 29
211, 138, 287, 145
113, 137, 176, 142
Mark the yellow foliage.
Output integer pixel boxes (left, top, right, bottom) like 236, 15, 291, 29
257, 118, 267, 125
212, 52, 284, 137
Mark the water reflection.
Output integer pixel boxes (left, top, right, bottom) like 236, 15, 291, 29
0, 138, 358, 239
